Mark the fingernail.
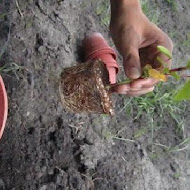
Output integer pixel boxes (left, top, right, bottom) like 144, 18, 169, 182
128, 67, 141, 79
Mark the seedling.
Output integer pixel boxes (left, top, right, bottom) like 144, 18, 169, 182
110, 45, 190, 101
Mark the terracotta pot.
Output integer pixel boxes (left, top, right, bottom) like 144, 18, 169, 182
59, 60, 114, 116
83, 33, 118, 84
0, 75, 8, 139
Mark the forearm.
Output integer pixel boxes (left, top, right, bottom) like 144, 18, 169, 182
110, 0, 142, 24
110, 0, 140, 10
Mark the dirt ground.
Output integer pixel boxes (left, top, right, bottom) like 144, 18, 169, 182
0, 0, 190, 190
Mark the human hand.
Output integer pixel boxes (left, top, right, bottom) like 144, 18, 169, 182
109, 0, 173, 96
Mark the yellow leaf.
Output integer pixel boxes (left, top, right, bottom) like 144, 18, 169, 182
148, 69, 167, 82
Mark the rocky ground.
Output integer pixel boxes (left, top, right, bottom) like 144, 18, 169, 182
0, 0, 190, 190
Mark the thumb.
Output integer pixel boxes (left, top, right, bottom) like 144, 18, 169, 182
123, 48, 142, 79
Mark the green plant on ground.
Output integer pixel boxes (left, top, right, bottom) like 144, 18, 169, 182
0, 13, 7, 21
166, 0, 177, 12
0, 62, 24, 74
173, 172, 181, 179
0, 62, 25, 81
109, 45, 190, 144
97, 0, 160, 26
102, 84, 190, 154
140, 0, 160, 24
111, 44, 190, 158
0, 22, 24, 76
96, 1, 110, 26
183, 33, 190, 48
105, 45, 190, 154
124, 81, 186, 137
168, 31, 178, 39
152, 135, 190, 153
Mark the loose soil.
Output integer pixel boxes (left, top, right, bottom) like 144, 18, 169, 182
0, 0, 190, 190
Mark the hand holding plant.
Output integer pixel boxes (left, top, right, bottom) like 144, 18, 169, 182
110, 45, 190, 101
110, 0, 173, 96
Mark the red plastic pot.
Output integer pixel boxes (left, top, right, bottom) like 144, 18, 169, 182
0, 76, 8, 140
83, 33, 119, 84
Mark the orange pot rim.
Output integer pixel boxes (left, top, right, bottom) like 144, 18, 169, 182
0, 75, 8, 140
85, 47, 116, 60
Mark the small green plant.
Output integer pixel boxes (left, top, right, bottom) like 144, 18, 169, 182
0, 23, 24, 76
124, 82, 185, 138
0, 62, 25, 81
0, 13, 7, 21
109, 45, 190, 101
168, 31, 178, 39
166, 0, 177, 12
140, 0, 160, 24
183, 33, 190, 48
0, 62, 24, 74
153, 136, 190, 153
96, 1, 110, 26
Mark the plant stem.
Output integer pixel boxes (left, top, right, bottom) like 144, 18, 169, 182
106, 66, 190, 90
170, 66, 189, 72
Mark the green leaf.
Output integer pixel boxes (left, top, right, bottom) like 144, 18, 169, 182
174, 80, 190, 101
163, 67, 170, 74
156, 56, 168, 67
170, 72, 180, 80
157, 45, 172, 59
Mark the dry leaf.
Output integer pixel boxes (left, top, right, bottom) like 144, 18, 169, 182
148, 69, 167, 82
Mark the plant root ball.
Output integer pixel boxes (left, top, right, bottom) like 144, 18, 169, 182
59, 60, 114, 116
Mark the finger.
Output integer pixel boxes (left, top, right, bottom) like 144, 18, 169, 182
130, 78, 158, 89
112, 82, 155, 95
123, 47, 142, 80
126, 87, 155, 97
142, 24, 173, 69
112, 84, 131, 94
118, 29, 141, 80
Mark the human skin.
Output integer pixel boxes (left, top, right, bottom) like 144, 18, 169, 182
110, 0, 173, 96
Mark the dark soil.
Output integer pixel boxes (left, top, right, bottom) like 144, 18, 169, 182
0, 0, 190, 190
